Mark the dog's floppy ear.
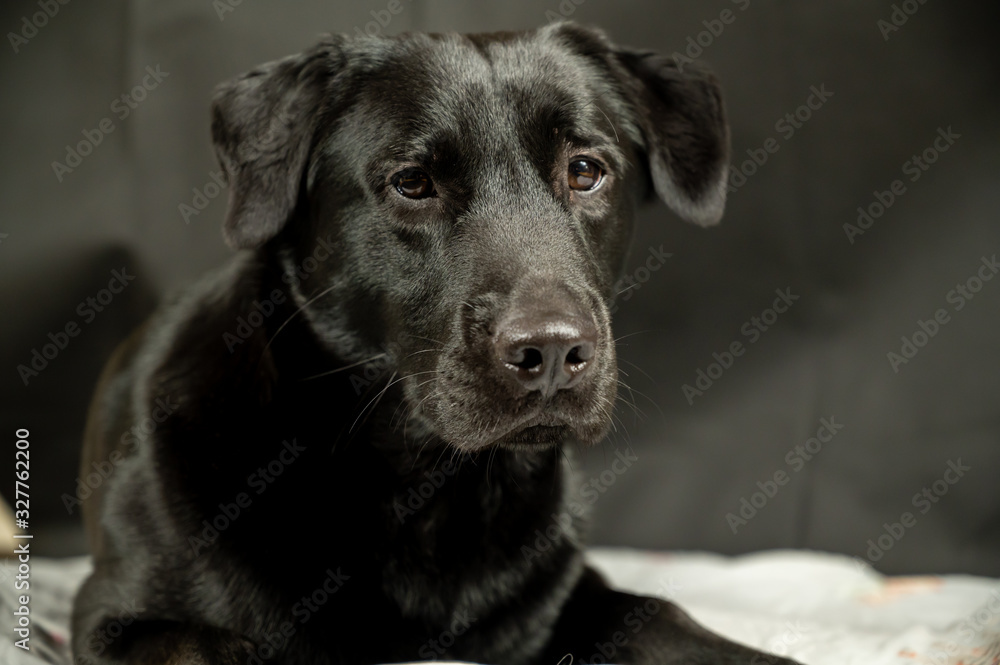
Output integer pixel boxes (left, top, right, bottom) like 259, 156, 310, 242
613, 49, 730, 226
211, 38, 343, 249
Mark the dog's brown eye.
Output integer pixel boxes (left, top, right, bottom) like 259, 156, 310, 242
392, 168, 435, 199
568, 158, 603, 191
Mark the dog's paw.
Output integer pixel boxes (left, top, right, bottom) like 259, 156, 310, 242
714, 650, 803, 665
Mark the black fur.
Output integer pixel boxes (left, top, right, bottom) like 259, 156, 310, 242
72, 22, 798, 665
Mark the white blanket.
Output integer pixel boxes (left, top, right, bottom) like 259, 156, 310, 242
3, 550, 998, 664
587, 548, 1000, 665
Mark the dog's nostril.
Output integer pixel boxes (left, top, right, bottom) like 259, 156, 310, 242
566, 343, 594, 366
507, 346, 544, 372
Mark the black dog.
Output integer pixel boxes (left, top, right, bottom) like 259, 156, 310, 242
73, 22, 800, 665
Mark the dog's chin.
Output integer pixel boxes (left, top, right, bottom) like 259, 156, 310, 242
494, 423, 571, 450
447, 414, 610, 453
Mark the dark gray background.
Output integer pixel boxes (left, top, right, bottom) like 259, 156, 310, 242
2, 0, 998, 576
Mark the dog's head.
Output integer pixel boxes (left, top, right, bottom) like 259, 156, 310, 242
211, 23, 728, 452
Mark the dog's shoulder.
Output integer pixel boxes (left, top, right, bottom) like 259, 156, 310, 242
136, 251, 278, 406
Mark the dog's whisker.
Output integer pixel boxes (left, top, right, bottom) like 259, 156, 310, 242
614, 329, 657, 344
594, 394, 626, 437
383, 369, 436, 393
300, 353, 388, 381
616, 380, 664, 420
403, 334, 445, 349
594, 104, 620, 144
402, 383, 439, 435
612, 346, 664, 416
349, 370, 398, 433
431, 437, 453, 474
614, 282, 641, 298
610, 410, 629, 439
614, 379, 644, 419
614, 393, 645, 424
555, 444, 572, 475
486, 445, 498, 490
620, 358, 659, 387
402, 347, 439, 361
413, 376, 440, 389
564, 88, 620, 144
391, 375, 442, 434
409, 432, 437, 473
263, 283, 339, 354
377, 369, 438, 426
614, 396, 642, 424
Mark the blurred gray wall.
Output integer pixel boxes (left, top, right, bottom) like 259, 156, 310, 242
1, 0, 998, 575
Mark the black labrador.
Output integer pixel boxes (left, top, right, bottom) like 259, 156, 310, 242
72, 22, 800, 665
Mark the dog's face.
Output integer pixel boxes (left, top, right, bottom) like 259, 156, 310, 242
211, 23, 728, 452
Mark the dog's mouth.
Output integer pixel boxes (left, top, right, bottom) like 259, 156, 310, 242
405, 379, 615, 453
483, 411, 612, 452
487, 413, 577, 450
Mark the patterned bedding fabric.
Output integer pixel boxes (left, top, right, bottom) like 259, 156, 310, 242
2, 550, 998, 665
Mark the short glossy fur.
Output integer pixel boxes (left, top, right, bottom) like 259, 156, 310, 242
72, 22, 799, 665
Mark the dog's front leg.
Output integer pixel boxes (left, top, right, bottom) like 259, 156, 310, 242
74, 620, 260, 665
540, 567, 801, 665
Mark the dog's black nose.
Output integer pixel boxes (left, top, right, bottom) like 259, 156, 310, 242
495, 315, 598, 396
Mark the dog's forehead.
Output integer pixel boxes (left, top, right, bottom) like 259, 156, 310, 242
349, 30, 614, 147
419, 30, 594, 93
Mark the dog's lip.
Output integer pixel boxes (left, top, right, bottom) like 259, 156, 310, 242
503, 410, 566, 434
520, 412, 566, 428
476, 411, 576, 450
